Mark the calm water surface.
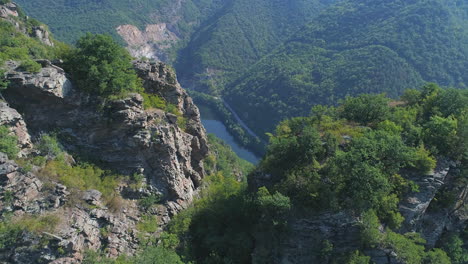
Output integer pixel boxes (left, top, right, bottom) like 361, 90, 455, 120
198, 104, 260, 164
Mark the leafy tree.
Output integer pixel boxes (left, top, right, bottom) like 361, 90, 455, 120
340, 94, 391, 125
360, 210, 383, 247
423, 115, 458, 156
442, 234, 468, 264
65, 33, 142, 97
424, 249, 451, 264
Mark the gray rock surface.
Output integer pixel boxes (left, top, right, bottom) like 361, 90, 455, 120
0, 101, 33, 156
0, 2, 54, 46
4, 60, 208, 214
0, 59, 209, 262
0, 153, 142, 263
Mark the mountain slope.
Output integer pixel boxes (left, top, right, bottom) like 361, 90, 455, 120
14, 0, 226, 44
226, 0, 468, 137
175, 0, 338, 93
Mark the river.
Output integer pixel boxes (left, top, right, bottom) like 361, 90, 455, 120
197, 104, 261, 164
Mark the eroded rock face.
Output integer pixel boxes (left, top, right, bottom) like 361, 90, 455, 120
4, 59, 208, 215
0, 3, 54, 47
117, 24, 178, 62
399, 159, 455, 233
0, 2, 18, 19
0, 101, 33, 156
0, 153, 141, 263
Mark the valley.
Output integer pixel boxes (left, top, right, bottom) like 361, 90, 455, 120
0, 0, 467, 264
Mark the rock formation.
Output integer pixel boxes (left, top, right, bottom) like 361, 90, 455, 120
0, 59, 209, 263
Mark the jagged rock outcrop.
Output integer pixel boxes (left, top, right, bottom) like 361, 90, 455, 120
117, 24, 178, 62
0, 2, 54, 47
0, 58, 208, 262
0, 2, 18, 19
0, 153, 141, 263
0, 101, 32, 156
4, 59, 208, 215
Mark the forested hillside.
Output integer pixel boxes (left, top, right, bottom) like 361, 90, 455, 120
175, 0, 338, 93
14, 0, 226, 43
226, 0, 468, 137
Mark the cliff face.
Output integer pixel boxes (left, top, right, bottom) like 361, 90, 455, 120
117, 24, 179, 62
0, 59, 209, 263
0, 2, 54, 46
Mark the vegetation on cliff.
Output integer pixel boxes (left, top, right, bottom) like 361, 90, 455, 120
151, 85, 467, 263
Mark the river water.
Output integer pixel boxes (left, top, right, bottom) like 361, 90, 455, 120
197, 104, 261, 164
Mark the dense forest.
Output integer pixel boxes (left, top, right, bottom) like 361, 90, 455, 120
14, 0, 226, 43
226, 0, 468, 138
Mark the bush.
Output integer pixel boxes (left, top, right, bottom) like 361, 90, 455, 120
37, 134, 63, 157
138, 194, 161, 210
39, 159, 120, 203
19, 59, 42, 73
0, 69, 8, 91
133, 246, 184, 264
65, 33, 142, 97
0, 125, 18, 158
348, 250, 371, 264
360, 210, 383, 247
339, 94, 390, 125
410, 145, 436, 173
142, 92, 166, 110
137, 215, 158, 234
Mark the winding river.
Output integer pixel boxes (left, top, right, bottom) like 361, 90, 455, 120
197, 104, 261, 164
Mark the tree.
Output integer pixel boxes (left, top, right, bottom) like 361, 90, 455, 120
340, 94, 390, 125
423, 115, 458, 156
65, 33, 142, 97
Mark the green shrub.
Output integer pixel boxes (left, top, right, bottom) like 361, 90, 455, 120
442, 234, 468, 264
39, 159, 120, 203
0, 220, 22, 249
385, 231, 426, 264
0, 69, 8, 91
142, 92, 166, 110
19, 59, 42, 73
37, 134, 63, 157
138, 194, 161, 210
425, 249, 451, 264
360, 210, 383, 247
0, 125, 18, 158
137, 215, 158, 233
133, 246, 183, 264
347, 250, 371, 264
409, 145, 436, 173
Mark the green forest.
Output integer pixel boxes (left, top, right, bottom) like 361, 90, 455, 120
226, 0, 468, 138
14, 0, 225, 43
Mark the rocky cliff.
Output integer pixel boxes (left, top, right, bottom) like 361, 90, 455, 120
0, 2, 54, 47
0, 58, 209, 263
